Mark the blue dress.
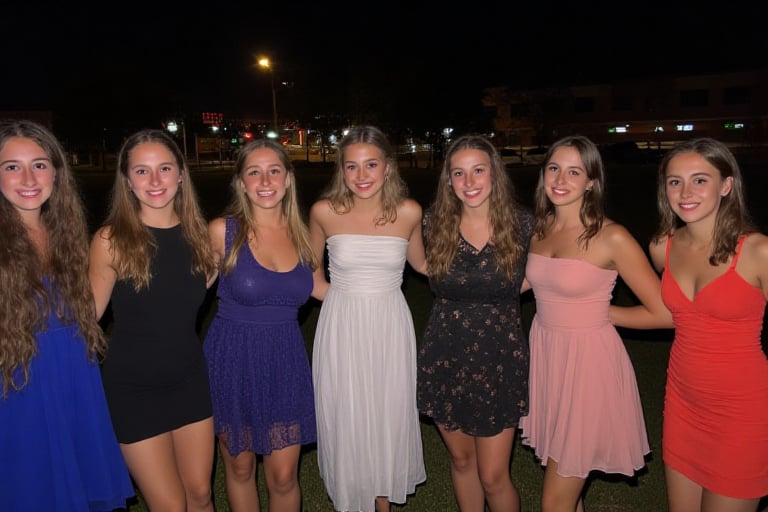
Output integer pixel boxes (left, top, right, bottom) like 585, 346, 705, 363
0, 289, 134, 511
204, 217, 316, 456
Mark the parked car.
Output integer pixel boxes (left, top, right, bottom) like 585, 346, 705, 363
524, 147, 548, 166
500, 147, 523, 167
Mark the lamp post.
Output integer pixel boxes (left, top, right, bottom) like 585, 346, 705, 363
257, 56, 279, 135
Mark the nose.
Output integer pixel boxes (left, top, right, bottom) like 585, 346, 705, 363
680, 181, 693, 197
149, 170, 161, 186
260, 172, 270, 185
20, 166, 36, 187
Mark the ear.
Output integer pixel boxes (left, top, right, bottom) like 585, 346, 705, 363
720, 176, 733, 197
586, 179, 595, 191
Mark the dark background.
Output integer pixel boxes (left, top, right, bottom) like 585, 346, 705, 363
5, 2, 766, 139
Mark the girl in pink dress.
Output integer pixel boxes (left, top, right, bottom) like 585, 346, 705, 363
520, 135, 671, 511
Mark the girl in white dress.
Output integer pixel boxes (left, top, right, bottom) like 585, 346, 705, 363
309, 125, 427, 512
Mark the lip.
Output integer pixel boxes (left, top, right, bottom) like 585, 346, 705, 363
257, 190, 276, 197
18, 189, 41, 198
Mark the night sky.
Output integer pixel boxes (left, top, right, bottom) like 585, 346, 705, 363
3, 1, 765, 144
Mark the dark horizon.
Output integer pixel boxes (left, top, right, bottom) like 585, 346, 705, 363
5, 2, 765, 143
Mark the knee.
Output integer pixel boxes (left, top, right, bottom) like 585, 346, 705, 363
477, 466, 510, 495
266, 467, 299, 495
448, 450, 477, 474
185, 480, 212, 508
226, 455, 256, 483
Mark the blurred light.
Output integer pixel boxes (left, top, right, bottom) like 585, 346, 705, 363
676, 124, 694, 132
243, 131, 254, 140
266, 130, 278, 139
654, 126, 664, 132
166, 121, 179, 134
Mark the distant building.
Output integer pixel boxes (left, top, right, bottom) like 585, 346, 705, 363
482, 69, 768, 150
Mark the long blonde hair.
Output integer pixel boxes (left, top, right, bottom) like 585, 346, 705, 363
101, 129, 216, 290
220, 139, 316, 274
0, 120, 107, 396
321, 125, 407, 225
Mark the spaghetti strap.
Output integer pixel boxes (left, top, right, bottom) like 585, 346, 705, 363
664, 235, 673, 270
730, 235, 747, 270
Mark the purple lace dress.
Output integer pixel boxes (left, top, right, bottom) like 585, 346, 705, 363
204, 217, 316, 456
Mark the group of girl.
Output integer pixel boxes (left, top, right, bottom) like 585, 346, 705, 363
1, 119, 766, 512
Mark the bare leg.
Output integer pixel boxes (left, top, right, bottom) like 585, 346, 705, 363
172, 417, 215, 512
263, 444, 302, 512
438, 425, 485, 512
475, 428, 519, 512
541, 458, 586, 512
375, 496, 391, 512
219, 439, 260, 512
120, 433, 186, 512
665, 465, 703, 512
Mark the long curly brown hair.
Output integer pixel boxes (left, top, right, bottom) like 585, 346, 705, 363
0, 120, 107, 397
221, 139, 317, 274
425, 134, 528, 280
101, 129, 216, 290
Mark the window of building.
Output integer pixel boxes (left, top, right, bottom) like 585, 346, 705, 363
573, 97, 595, 113
723, 86, 751, 105
679, 89, 709, 107
611, 96, 632, 111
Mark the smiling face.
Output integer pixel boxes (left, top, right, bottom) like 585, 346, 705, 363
542, 145, 594, 208
239, 146, 289, 211
448, 148, 493, 210
664, 151, 732, 225
341, 142, 389, 200
0, 136, 55, 221
125, 142, 182, 214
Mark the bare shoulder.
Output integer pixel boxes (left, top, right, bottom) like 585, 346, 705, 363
91, 225, 113, 247
398, 198, 423, 220
743, 232, 768, 263
208, 216, 226, 234
599, 219, 636, 246
310, 198, 334, 219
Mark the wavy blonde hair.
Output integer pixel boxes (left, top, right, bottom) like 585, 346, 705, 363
0, 120, 107, 396
101, 129, 216, 290
220, 139, 316, 274
321, 125, 407, 225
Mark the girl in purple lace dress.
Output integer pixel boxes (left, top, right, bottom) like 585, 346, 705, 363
204, 139, 322, 511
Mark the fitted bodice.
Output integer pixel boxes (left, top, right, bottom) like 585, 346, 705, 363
326, 234, 407, 294
526, 253, 617, 330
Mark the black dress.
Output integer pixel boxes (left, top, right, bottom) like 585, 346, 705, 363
101, 225, 212, 443
417, 207, 534, 436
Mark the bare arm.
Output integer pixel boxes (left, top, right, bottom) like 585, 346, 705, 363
206, 217, 225, 288
88, 227, 117, 321
607, 225, 673, 329
309, 200, 330, 301
403, 199, 427, 275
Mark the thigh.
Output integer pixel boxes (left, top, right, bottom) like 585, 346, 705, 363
172, 417, 216, 488
121, 433, 185, 510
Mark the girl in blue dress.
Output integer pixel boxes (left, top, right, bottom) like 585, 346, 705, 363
0, 119, 133, 511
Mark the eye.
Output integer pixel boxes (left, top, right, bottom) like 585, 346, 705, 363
667, 178, 679, 186
269, 167, 283, 175
3, 163, 20, 172
694, 177, 707, 185
160, 165, 174, 172
344, 164, 357, 173
32, 161, 49, 171
134, 168, 148, 175
366, 161, 378, 170
451, 170, 464, 178
474, 167, 486, 175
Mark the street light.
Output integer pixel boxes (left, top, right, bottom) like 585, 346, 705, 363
257, 56, 279, 135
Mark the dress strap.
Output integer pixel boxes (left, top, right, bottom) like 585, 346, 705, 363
664, 235, 673, 270
729, 235, 747, 270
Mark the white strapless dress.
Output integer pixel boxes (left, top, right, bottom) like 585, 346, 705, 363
313, 234, 426, 511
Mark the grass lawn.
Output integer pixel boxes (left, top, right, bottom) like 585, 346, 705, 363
80, 161, 766, 512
